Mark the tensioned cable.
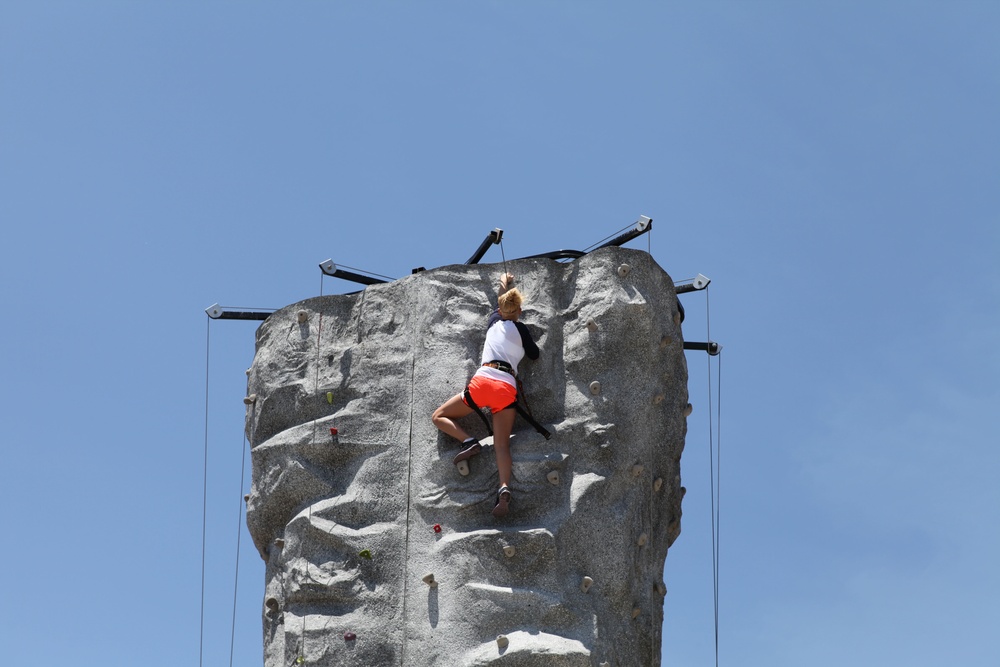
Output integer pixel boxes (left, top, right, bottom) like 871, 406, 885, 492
335, 263, 396, 282
200, 318, 211, 667
582, 222, 635, 252
705, 287, 721, 667
228, 428, 250, 667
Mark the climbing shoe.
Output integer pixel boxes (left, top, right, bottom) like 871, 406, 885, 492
492, 486, 512, 518
452, 440, 482, 466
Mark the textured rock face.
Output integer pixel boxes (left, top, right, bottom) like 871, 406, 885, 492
245, 247, 689, 666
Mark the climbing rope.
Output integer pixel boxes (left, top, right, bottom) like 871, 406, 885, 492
399, 353, 417, 667
499, 237, 510, 281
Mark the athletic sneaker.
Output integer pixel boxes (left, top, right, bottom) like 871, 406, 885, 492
452, 440, 482, 465
492, 486, 512, 518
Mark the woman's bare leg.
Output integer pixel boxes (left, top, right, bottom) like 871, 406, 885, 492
432, 393, 474, 442
491, 408, 517, 489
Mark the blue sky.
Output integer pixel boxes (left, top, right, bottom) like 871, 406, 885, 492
2, 2, 997, 665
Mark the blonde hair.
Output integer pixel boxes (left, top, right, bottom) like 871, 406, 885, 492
498, 288, 523, 317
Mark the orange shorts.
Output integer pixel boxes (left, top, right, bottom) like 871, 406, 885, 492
464, 374, 517, 414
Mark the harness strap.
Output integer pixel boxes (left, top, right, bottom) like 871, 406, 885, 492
464, 383, 551, 441
463, 386, 494, 437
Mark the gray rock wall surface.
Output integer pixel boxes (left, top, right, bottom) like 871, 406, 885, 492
244, 247, 689, 666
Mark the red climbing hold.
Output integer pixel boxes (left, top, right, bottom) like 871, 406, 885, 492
433, 524, 442, 533
344, 632, 357, 641
330, 427, 338, 436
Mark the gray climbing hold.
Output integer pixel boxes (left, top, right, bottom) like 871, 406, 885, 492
600, 663, 610, 667
618, 263, 631, 278
496, 635, 509, 649
637, 532, 648, 546
580, 576, 594, 593
296, 310, 308, 324
546, 470, 560, 485
244, 394, 258, 405
653, 477, 663, 493
631, 464, 644, 477
654, 581, 667, 596
503, 545, 516, 558
265, 597, 280, 612
680, 486, 687, 498
589, 381, 601, 395
684, 403, 693, 417
244, 494, 250, 503
586, 317, 598, 332
456, 460, 470, 476
422, 573, 437, 588
274, 538, 285, 548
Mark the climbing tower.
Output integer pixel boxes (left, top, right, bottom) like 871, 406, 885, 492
243, 247, 689, 666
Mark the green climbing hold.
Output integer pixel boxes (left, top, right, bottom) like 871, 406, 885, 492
359, 549, 372, 560
326, 392, 333, 404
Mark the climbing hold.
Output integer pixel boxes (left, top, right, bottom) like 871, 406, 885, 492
502, 545, 516, 558
329, 427, 338, 436
631, 464, 644, 477
295, 657, 304, 665
589, 381, 601, 395
344, 631, 357, 641
580, 576, 594, 593
496, 635, 509, 649
673, 311, 681, 326
617, 263, 631, 278
637, 532, 648, 546
586, 317, 598, 332
326, 391, 333, 404
243, 394, 258, 405
274, 538, 285, 549
359, 549, 372, 560
631, 607, 641, 619
660, 335, 671, 349
244, 494, 250, 503
600, 663, 610, 667
433, 524, 442, 534
245, 368, 251, 376
653, 393, 665, 405
684, 403, 693, 417
680, 486, 687, 498
655, 581, 667, 596
456, 460, 470, 476
297, 310, 308, 324
653, 477, 663, 492
422, 573, 438, 588
546, 470, 560, 485
265, 597, 280, 612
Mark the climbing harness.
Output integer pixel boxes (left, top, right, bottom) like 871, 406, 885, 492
462, 376, 552, 441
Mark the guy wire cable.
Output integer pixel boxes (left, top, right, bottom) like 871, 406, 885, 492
705, 286, 721, 667
229, 428, 250, 667
200, 317, 211, 667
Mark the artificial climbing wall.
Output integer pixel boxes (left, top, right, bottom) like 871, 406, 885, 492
244, 247, 689, 666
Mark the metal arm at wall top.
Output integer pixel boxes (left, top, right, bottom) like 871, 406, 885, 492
319, 260, 390, 286
466, 228, 504, 265
205, 304, 273, 321
593, 216, 652, 251
683, 341, 722, 356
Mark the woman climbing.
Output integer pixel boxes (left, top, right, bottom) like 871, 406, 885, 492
432, 272, 540, 518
